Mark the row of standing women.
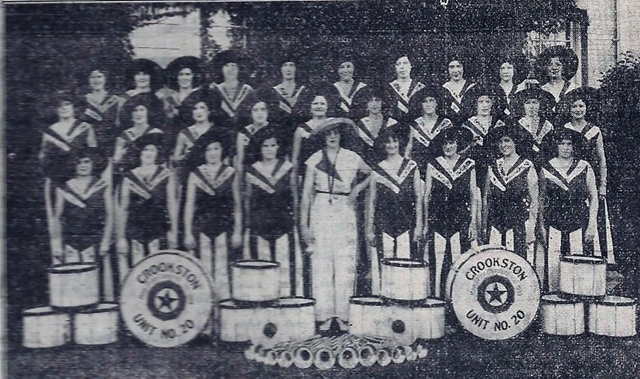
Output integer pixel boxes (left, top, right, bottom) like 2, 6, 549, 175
39, 45, 614, 332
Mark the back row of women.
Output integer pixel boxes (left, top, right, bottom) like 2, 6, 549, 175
40, 45, 614, 333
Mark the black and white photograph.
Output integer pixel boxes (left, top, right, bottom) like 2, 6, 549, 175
4, 1, 640, 377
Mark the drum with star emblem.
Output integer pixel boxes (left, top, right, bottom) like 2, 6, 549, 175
447, 245, 540, 340
120, 250, 213, 347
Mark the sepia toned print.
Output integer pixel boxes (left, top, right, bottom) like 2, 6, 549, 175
5, 1, 640, 378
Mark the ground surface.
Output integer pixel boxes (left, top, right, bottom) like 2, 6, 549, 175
8, 324, 640, 379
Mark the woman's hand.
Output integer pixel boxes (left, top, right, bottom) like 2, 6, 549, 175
413, 225, 423, 243
231, 230, 242, 249
301, 225, 314, 248
585, 223, 596, 244
184, 233, 196, 251
116, 238, 128, 255
167, 233, 178, 250
422, 224, 429, 240
525, 218, 536, 245
468, 223, 478, 242
366, 229, 376, 247
598, 184, 607, 200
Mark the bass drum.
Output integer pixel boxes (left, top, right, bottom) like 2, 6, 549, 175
249, 297, 315, 348
120, 250, 213, 348
446, 246, 540, 340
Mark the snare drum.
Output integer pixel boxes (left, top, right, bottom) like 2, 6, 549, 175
231, 260, 280, 302
559, 255, 606, 299
588, 296, 637, 337
22, 306, 70, 348
219, 299, 259, 343
413, 299, 446, 340
348, 297, 385, 336
249, 297, 315, 347
380, 259, 428, 302
49, 263, 99, 309
540, 294, 584, 335
74, 302, 119, 345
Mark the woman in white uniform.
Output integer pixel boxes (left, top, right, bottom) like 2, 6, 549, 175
300, 120, 370, 332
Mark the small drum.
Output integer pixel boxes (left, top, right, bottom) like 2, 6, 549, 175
231, 260, 280, 303
22, 306, 70, 348
446, 246, 540, 340
219, 299, 259, 343
349, 297, 385, 336
559, 255, 606, 299
249, 297, 315, 347
380, 258, 428, 302
49, 263, 99, 309
413, 299, 446, 340
74, 302, 119, 345
588, 296, 637, 337
540, 294, 584, 336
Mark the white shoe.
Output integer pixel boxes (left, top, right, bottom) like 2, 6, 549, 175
318, 320, 332, 332
337, 319, 350, 332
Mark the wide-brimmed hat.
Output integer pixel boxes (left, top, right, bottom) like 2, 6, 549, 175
432, 126, 474, 154
126, 59, 164, 93
132, 131, 167, 165
165, 56, 204, 90
537, 45, 579, 82
121, 92, 164, 128
351, 83, 387, 119
550, 127, 584, 159
462, 84, 508, 116
556, 86, 601, 123
187, 127, 234, 168
69, 146, 107, 175
408, 84, 447, 118
308, 117, 359, 150
511, 87, 557, 119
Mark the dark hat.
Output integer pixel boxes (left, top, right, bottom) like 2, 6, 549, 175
409, 84, 446, 117
210, 49, 254, 84
121, 92, 164, 128
165, 56, 204, 90
351, 83, 387, 119
126, 59, 165, 93
537, 45, 579, 82
298, 82, 341, 118
51, 89, 81, 108
433, 126, 474, 154
188, 127, 234, 168
236, 87, 279, 122
556, 86, 601, 122
551, 127, 584, 159
511, 87, 557, 118
70, 146, 107, 175
490, 124, 529, 149
462, 84, 508, 116
493, 52, 530, 85
309, 117, 359, 150
133, 131, 167, 164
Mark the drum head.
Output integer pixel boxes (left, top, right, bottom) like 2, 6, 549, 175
22, 306, 58, 316
48, 263, 96, 274
79, 302, 119, 314
278, 297, 315, 308
232, 260, 280, 269
120, 250, 213, 348
541, 294, 580, 305
449, 247, 540, 340
598, 296, 637, 306
382, 258, 427, 268
561, 255, 606, 265
350, 296, 384, 306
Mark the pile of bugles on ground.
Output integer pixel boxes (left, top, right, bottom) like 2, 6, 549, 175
244, 334, 429, 369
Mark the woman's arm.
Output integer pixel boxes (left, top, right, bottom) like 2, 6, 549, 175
469, 168, 478, 242
300, 164, 315, 249
413, 167, 423, 242
595, 132, 607, 197
404, 133, 414, 160
291, 129, 302, 224
243, 173, 252, 232
172, 133, 187, 165
167, 171, 179, 249
231, 170, 243, 249
423, 165, 433, 238
116, 177, 130, 254
101, 170, 114, 255
113, 136, 126, 164
366, 172, 377, 247
52, 186, 65, 258
481, 167, 491, 243
526, 166, 539, 244
183, 173, 197, 250
585, 164, 599, 242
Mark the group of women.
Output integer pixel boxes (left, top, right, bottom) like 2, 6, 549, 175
38, 45, 614, 334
